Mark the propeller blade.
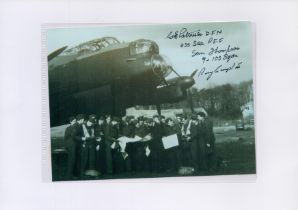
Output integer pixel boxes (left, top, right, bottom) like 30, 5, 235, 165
190, 69, 198, 78
170, 67, 183, 79
48, 46, 68, 61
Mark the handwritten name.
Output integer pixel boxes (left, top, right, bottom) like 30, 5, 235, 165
209, 45, 240, 55
198, 62, 243, 80
166, 28, 203, 39
166, 28, 223, 40
195, 45, 240, 62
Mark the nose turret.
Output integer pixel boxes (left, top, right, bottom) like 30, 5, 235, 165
151, 54, 173, 78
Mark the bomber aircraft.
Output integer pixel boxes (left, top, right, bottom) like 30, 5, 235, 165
48, 37, 197, 127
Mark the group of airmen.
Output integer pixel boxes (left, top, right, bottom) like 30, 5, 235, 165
63, 111, 216, 180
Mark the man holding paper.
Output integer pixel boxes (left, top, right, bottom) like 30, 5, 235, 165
163, 117, 182, 173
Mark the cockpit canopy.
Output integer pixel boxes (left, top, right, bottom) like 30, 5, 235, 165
130, 39, 159, 55
61, 37, 120, 56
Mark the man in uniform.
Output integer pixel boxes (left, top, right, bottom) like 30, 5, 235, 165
64, 116, 77, 180
180, 115, 192, 167
202, 113, 216, 171
174, 113, 182, 125
110, 116, 126, 173
115, 116, 132, 173
80, 114, 99, 177
122, 116, 137, 172
160, 115, 166, 125
133, 116, 150, 172
120, 116, 135, 138
142, 117, 154, 172
189, 114, 200, 173
94, 116, 105, 174
149, 115, 166, 173
163, 117, 182, 173
73, 114, 85, 178
197, 112, 208, 171
103, 115, 115, 175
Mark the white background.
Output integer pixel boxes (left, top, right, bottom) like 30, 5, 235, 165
0, 0, 298, 210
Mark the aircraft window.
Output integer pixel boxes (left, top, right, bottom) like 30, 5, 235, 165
78, 43, 103, 55
130, 40, 158, 55
136, 42, 151, 54
62, 47, 80, 55
79, 45, 92, 54
105, 37, 119, 45
101, 41, 109, 47
89, 44, 100, 51
60, 37, 120, 56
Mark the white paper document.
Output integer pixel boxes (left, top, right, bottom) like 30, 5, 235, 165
117, 136, 143, 152
162, 134, 179, 149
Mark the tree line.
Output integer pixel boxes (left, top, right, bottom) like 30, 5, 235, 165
137, 80, 254, 120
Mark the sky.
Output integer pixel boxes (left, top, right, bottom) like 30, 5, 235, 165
47, 22, 253, 90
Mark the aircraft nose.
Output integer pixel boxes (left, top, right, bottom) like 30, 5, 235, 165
180, 77, 195, 89
151, 54, 172, 78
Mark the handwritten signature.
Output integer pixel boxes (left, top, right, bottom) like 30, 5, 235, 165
198, 62, 243, 80
166, 28, 223, 40
166, 28, 203, 39
209, 45, 240, 55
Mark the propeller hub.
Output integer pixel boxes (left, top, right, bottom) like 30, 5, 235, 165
180, 77, 195, 89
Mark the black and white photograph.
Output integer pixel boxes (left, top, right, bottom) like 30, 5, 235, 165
2, 0, 298, 209
46, 22, 255, 181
